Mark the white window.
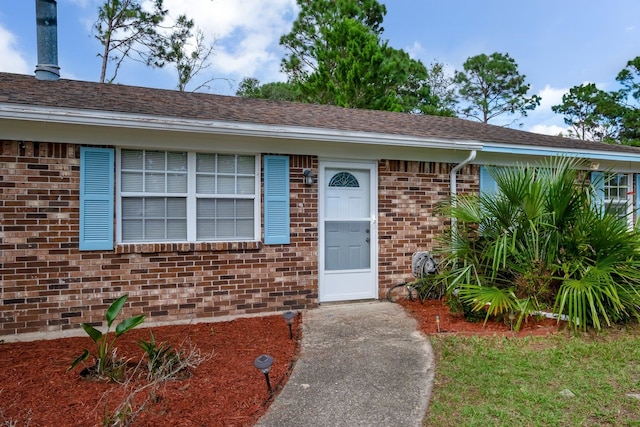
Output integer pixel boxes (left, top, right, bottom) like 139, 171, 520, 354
603, 173, 633, 226
117, 149, 258, 243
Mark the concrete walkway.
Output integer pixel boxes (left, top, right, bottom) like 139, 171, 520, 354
256, 301, 435, 427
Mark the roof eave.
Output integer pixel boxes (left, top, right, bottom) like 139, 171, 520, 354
483, 143, 640, 163
0, 103, 484, 151
5, 102, 639, 163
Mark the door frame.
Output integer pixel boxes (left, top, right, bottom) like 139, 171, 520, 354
318, 160, 378, 302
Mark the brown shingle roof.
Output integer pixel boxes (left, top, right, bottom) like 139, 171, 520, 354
2, 72, 640, 156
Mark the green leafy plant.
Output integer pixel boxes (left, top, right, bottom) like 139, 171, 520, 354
437, 156, 640, 330
68, 294, 145, 380
137, 331, 183, 380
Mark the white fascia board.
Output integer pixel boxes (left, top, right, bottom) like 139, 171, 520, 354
483, 144, 640, 163
0, 103, 484, 151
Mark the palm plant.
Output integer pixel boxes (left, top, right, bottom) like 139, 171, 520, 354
554, 201, 640, 329
438, 156, 640, 330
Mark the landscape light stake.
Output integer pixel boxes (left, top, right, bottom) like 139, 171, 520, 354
254, 354, 274, 394
435, 315, 441, 333
283, 311, 295, 339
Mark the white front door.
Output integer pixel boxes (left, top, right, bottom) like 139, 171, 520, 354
319, 161, 377, 302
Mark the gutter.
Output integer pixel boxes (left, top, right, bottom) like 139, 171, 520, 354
450, 150, 477, 200
450, 150, 477, 232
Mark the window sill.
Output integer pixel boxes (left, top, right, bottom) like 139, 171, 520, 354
115, 241, 263, 254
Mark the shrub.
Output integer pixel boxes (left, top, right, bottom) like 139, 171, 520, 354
437, 157, 640, 330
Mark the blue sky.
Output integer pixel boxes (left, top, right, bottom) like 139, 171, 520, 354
2, 0, 640, 135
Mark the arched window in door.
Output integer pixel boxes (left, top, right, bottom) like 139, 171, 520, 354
328, 171, 359, 188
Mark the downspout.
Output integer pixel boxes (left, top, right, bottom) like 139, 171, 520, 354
35, 0, 60, 80
450, 150, 477, 230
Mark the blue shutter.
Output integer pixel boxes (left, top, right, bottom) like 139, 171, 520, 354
264, 155, 290, 244
479, 166, 498, 196
80, 147, 114, 250
591, 171, 605, 213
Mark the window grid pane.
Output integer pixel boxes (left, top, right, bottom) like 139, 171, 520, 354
121, 197, 187, 242
121, 150, 187, 193
195, 154, 255, 196
121, 172, 143, 192
604, 173, 630, 222
196, 198, 255, 241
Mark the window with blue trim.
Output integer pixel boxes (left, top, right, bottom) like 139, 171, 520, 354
601, 172, 633, 227
119, 150, 258, 242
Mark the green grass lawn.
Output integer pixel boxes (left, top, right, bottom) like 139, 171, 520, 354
425, 326, 640, 426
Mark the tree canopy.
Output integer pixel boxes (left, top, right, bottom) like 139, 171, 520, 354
280, 0, 387, 82
551, 83, 623, 142
160, 22, 219, 92
616, 56, 640, 142
95, 0, 170, 83
454, 52, 540, 124
551, 57, 640, 145
424, 61, 457, 116
261, 0, 449, 114
95, 0, 217, 90
236, 78, 300, 102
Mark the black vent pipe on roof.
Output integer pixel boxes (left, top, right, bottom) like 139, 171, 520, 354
35, 0, 60, 80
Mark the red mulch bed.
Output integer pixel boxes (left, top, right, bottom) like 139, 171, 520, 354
398, 298, 564, 337
0, 314, 301, 427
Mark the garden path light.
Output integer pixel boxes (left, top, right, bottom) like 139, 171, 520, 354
283, 311, 295, 339
254, 354, 274, 394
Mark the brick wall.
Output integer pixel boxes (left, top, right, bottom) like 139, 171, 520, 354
377, 160, 478, 298
0, 141, 318, 338
0, 140, 478, 339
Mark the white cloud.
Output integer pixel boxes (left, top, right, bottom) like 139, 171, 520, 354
537, 84, 567, 111
405, 41, 424, 59
522, 85, 570, 135
528, 81, 608, 127
528, 124, 569, 137
161, 0, 298, 82
0, 24, 30, 74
